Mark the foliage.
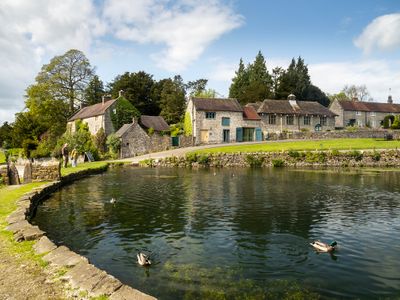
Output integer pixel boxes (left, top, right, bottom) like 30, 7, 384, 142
0, 122, 13, 149
193, 88, 218, 98
272, 159, 285, 167
186, 79, 208, 96
106, 133, 121, 158
345, 126, 358, 132
139, 158, 156, 167
148, 127, 155, 135
372, 151, 381, 162
84, 75, 104, 105
245, 154, 265, 167
93, 127, 107, 154
183, 112, 192, 137
159, 78, 186, 124
348, 150, 363, 161
330, 149, 341, 156
0, 149, 6, 164
22, 139, 38, 159
383, 115, 394, 129
288, 150, 301, 158
110, 96, 140, 131
30, 138, 56, 158
4, 148, 24, 161
391, 115, 400, 129
170, 123, 183, 137
305, 151, 327, 163
342, 84, 370, 101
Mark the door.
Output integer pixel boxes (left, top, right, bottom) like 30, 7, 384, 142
243, 128, 255, 142
236, 127, 243, 142
223, 129, 230, 143
255, 128, 262, 141
200, 130, 209, 143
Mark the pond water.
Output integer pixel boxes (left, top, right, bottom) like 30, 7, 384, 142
33, 167, 400, 299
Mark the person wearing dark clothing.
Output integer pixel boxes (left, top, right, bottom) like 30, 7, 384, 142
61, 143, 69, 168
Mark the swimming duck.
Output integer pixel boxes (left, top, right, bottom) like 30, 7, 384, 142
310, 240, 337, 252
110, 198, 116, 204
137, 252, 151, 266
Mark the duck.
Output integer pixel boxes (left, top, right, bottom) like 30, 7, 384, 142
310, 240, 337, 252
110, 198, 116, 204
137, 252, 151, 266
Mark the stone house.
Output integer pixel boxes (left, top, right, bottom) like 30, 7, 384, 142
116, 115, 170, 158
329, 96, 400, 128
67, 95, 117, 136
186, 97, 264, 145
249, 95, 337, 134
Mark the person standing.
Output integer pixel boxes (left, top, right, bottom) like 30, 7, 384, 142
61, 143, 69, 168
71, 148, 79, 167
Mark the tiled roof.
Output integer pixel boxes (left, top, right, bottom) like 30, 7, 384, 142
115, 123, 133, 138
337, 100, 400, 113
257, 99, 336, 117
192, 97, 243, 112
243, 106, 261, 120
140, 115, 170, 132
68, 99, 116, 121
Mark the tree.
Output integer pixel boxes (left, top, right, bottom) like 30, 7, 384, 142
229, 58, 249, 102
194, 88, 218, 98
35, 49, 94, 113
271, 67, 284, 99
84, 75, 105, 105
186, 79, 208, 96
108, 71, 158, 115
302, 85, 330, 107
342, 85, 370, 101
327, 91, 349, 103
159, 78, 186, 124
0, 122, 13, 148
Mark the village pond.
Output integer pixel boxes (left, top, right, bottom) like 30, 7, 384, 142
33, 167, 400, 299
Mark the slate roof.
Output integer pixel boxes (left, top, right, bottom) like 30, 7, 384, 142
257, 99, 337, 117
115, 123, 133, 138
243, 106, 261, 120
68, 99, 117, 121
140, 115, 170, 132
192, 97, 243, 112
337, 100, 400, 113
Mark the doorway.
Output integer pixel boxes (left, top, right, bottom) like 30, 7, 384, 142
223, 129, 230, 143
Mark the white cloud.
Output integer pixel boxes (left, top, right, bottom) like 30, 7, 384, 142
309, 60, 400, 102
103, 0, 243, 71
354, 13, 400, 53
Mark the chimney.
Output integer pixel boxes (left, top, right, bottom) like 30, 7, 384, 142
388, 95, 393, 104
352, 97, 358, 102
102, 95, 106, 105
119, 90, 124, 97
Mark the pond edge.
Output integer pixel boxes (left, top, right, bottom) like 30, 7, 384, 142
5, 164, 157, 300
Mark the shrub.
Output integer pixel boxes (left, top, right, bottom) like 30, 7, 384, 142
197, 154, 209, 165
348, 150, 363, 161
246, 154, 265, 167
170, 123, 183, 137
288, 150, 301, 159
383, 115, 394, 129
272, 159, 284, 167
304, 151, 326, 163
346, 126, 358, 132
372, 151, 381, 162
22, 139, 38, 158
330, 149, 340, 156
106, 134, 121, 158
391, 115, 400, 129
93, 127, 107, 154
183, 111, 192, 137
139, 158, 155, 167
148, 127, 155, 135
185, 152, 198, 163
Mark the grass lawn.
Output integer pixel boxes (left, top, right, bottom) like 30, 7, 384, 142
61, 161, 109, 176
193, 138, 400, 154
0, 149, 6, 164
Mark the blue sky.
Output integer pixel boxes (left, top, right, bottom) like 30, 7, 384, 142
1, 0, 400, 122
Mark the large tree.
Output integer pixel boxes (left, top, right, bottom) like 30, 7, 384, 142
84, 75, 105, 105
229, 58, 249, 102
342, 84, 370, 101
0, 122, 13, 148
35, 49, 94, 113
159, 78, 186, 124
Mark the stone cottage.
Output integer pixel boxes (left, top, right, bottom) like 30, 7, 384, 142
67, 93, 121, 136
116, 115, 170, 158
186, 97, 264, 145
251, 94, 337, 134
329, 96, 400, 128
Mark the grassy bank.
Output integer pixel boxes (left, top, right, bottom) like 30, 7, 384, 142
61, 161, 109, 176
193, 138, 400, 154
0, 149, 6, 164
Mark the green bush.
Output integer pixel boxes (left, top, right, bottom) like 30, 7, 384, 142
183, 111, 192, 137
106, 133, 121, 157
383, 115, 394, 129
372, 151, 381, 162
272, 159, 284, 167
170, 123, 183, 137
93, 127, 107, 154
185, 152, 198, 163
330, 149, 341, 156
391, 115, 400, 129
305, 151, 326, 163
22, 138, 38, 158
246, 154, 265, 167
139, 158, 155, 167
348, 150, 363, 161
197, 154, 209, 165
287, 150, 301, 159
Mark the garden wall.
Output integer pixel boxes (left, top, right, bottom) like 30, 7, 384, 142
154, 149, 400, 168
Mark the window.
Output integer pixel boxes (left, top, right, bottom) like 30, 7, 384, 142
205, 112, 216, 119
268, 115, 276, 124
356, 111, 361, 116
286, 115, 294, 125
320, 116, 327, 126
303, 116, 311, 125
221, 117, 230, 126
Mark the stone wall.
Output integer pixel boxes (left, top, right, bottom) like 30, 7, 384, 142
179, 135, 195, 147
155, 149, 400, 168
31, 161, 61, 182
0, 165, 9, 185
5, 165, 155, 300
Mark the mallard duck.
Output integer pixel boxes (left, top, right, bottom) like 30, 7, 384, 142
137, 252, 151, 266
110, 198, 116, 204
310, 240, 337, 252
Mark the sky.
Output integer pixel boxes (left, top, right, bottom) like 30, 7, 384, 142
1, 0, 400, 123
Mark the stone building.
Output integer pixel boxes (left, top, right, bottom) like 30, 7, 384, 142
115, 115, 170, 158
186, 97, 264, 145
329, 96, 400, 128
251, 95, 337, 134
67, 94, 118, 136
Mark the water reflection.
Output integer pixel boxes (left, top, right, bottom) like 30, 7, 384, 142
33, 167, 400, 299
